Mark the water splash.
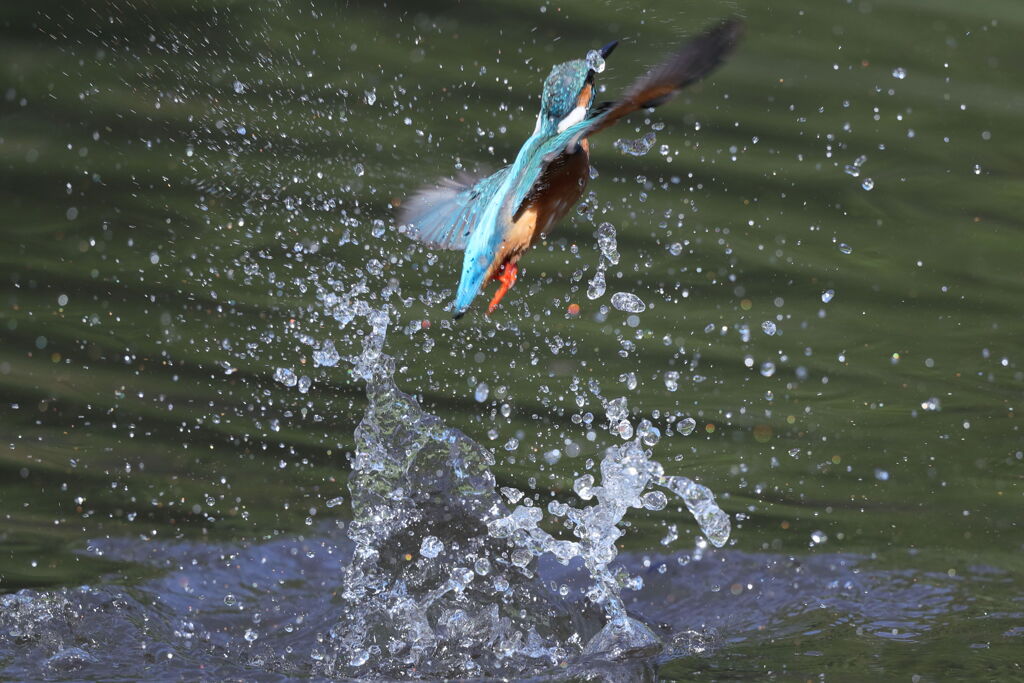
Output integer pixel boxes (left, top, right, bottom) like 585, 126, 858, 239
321, 318, 593, 678
311, 304, 730, 679
587, 222, 619, 301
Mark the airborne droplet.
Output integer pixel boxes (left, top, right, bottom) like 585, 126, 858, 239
611, 292, 646, 313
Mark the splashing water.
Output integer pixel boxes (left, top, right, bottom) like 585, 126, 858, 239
304, 299, 730, 679
588, 222, 620, 301
321, 317, 585, 678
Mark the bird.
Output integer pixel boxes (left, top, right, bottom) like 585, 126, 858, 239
398, 19, 743, 318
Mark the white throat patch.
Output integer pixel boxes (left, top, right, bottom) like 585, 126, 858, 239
556, 105, 587, 133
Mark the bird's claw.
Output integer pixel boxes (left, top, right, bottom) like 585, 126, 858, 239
486, 262, 519, 315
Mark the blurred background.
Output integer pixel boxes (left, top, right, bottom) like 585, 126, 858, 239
1, 0, 1022, 679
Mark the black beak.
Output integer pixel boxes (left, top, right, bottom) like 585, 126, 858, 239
599, 40, 619, 59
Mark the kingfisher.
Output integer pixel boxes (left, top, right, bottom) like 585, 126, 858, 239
399, 19, 743, 318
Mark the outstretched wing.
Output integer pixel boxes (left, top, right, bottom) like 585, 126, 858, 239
506, 19, 743, 221
398, 167, 510, 251
564, 18, 743, 151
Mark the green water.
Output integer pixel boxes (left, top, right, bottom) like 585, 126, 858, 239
2, 0, 1022, 678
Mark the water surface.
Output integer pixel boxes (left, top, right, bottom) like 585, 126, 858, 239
1, 0, 1022, 679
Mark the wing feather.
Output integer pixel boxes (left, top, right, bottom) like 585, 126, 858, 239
566, 18, 743, 149
398, 167, 510, 251
505, 19, 743, 223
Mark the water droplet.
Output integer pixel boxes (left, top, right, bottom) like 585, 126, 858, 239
838, 243, 853, 255
637, 420, 660, 446
587, 268, 606, 300
585, 49, 606, 74
474, 382, 489, 402
354, 163, 365, 177
920, 397, 941, 412
326, 496, 345, 508
273, 367, 298, 387
810, 530, 828, 545
593, 222, 621, 267
605, 397, 628, 422
660, 476, 730, 547
613, 132, 656, 156
761, 320, 777, 336
821, 289, 835, 303
641, 491, 667, 511
663, 370, 679, 392
611, 292, 646, 313
677, 417, 696, 436
313, 340, 340, 367
892, 67, 906, 80
573, 474, 595, 501
419, 536, 444, 558
843, 154, 867, 177
364, 89, 376, 105
759, 362, 776, 377
861, 177, 875, 191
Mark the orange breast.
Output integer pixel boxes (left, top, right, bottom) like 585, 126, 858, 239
486, 145, 591, 282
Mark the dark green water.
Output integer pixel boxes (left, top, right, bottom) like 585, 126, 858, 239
1, 0, 1022, 679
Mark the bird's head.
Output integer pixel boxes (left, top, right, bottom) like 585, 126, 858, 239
535, 40, 617, 136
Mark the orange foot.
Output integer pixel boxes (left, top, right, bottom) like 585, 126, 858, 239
487, 262, 519, 315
